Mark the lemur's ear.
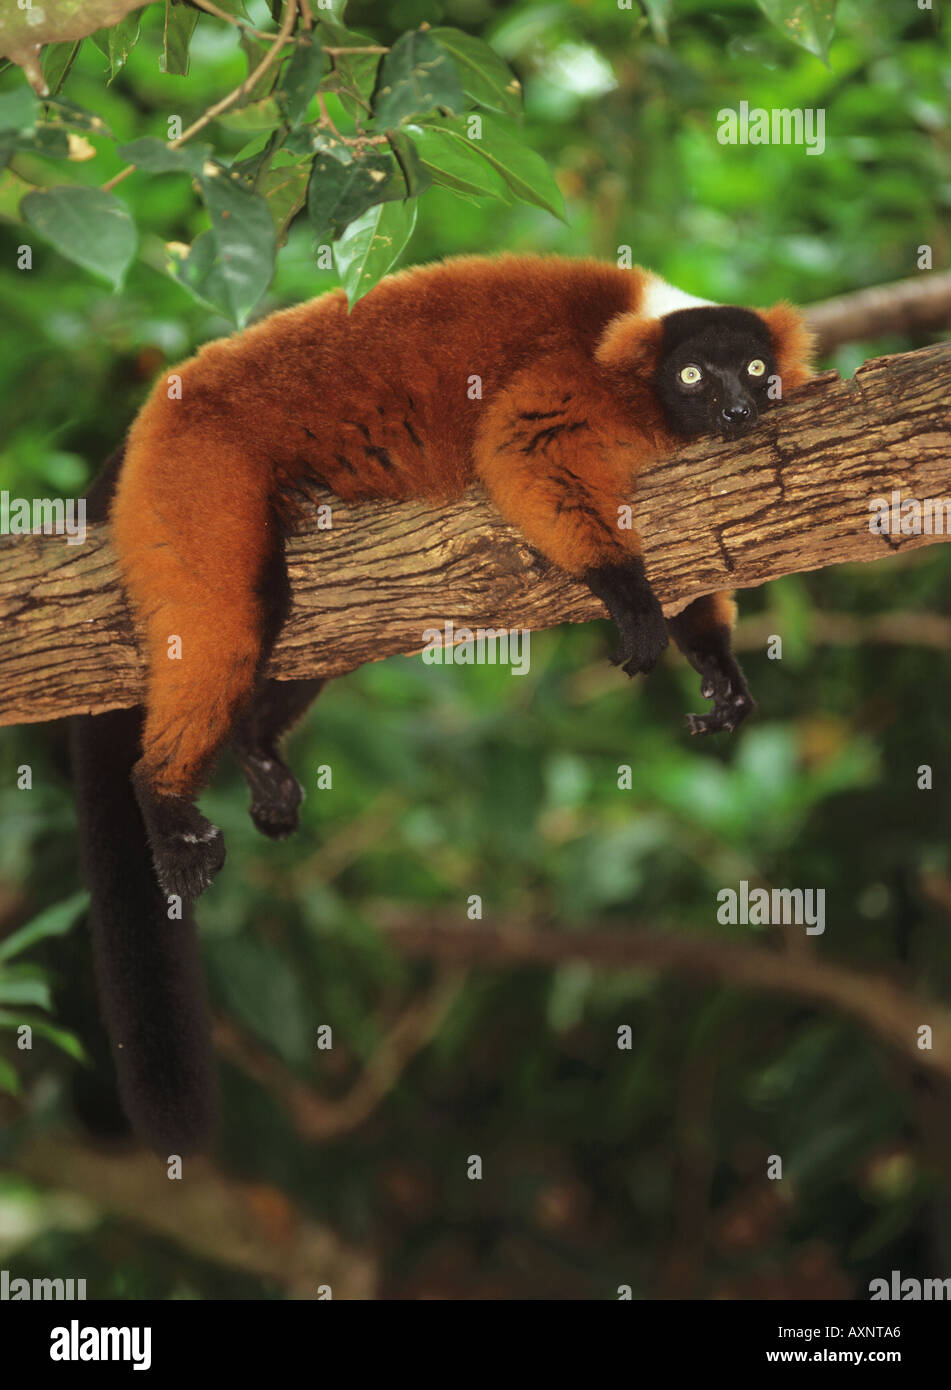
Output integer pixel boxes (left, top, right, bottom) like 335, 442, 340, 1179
595, 313, 665, 377
756, 302, 816, 391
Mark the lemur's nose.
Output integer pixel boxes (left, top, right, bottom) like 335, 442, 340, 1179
721, 403, 751, 424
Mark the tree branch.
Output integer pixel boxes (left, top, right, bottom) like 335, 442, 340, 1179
9, 1132, 377, 1298
2, 341, 950, 728
375, 912, 951, 1083
805, 270, 951, 354
211, 967, 465, 1142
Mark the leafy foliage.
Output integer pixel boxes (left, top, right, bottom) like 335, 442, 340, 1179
0, 894, 88, 1091
0, 4, 560, 313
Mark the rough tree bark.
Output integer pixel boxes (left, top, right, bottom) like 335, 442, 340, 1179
1, 340, 950, 728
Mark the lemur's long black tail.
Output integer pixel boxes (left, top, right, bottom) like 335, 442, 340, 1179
70, 707, 217, 1155
69, 442, 215, 1155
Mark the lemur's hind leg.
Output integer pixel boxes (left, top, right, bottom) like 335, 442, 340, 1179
231, 678, 325, 838
224, 522, 326, 840
668, 591, 754, 734
111, 424, 275, 900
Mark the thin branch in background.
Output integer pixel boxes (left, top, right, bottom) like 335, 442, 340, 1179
189, 0, 279, 39
101, 0, 301, 193
734, 610, 951, 653
316, 91, 389, 147
806, 270, 951, 354
9, 1133, 377, 1297
373, 911, 951, 1083
212, 967, 466, 1141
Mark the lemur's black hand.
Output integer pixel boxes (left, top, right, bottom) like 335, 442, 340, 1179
585, 557, 669, 677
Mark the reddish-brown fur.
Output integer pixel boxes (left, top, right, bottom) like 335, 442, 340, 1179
110, 254, 812, 798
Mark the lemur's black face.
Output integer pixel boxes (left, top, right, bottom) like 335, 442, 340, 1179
653, 306, 778, 440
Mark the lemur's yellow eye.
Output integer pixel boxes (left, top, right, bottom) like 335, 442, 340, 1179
747, 358, 766, 377
679, 365, 702, 385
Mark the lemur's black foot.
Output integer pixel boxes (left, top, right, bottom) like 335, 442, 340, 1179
585, 557, 669, 678
685, 667, 755, 735
132, 777, 226, 901
240, 751, 303, 840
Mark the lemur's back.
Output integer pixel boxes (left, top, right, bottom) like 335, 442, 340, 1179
124, 255, 638, 507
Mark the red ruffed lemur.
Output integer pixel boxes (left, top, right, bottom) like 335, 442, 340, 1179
72, 254, 814, 1153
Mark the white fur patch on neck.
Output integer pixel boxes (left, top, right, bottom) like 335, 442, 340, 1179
641, 275, 716, 319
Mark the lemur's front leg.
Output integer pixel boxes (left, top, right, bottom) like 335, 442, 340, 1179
584, 557, 668, 677
474, 355, 668, 677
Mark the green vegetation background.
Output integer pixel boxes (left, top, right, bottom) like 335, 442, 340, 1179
1, 0, 950, 1299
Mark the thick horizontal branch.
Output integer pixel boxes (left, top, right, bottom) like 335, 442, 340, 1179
1, 341, 950, 727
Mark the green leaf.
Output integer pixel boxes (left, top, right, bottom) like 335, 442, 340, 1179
0, 87, 35, 171
42, 40, 84, 98
20, 186, 136, 290
315, 17, 381, 119
259, 156, 311, 243
404, 119, 511, 201
756, 0, 838, 61
3, 125, 71, 159
315, 0, 351, 31
207, 936, 311, 1066
227, 129, 281, 188
428, 28, 522, 115
216, 97, 283, 132
193, 165, 277, 325
117, 136, 211, 175
0, 85, 36, 134
323, 55, 380, 121
41, 97, 111, 137
279, 35, 327, 126
0, 967, 52, 1011
168, 228, 217, 307
161, 0, 199, 76
204, 0, 252, 17
0, 1057, 19, 1097
373, 29, 464, 127
0, 1010, 88, 1063
642, 0, 673, 43
306, 146, 404, 242
0, 891, 88, 964
92, 13, 141, 83
333, 196, 417, 307
385, 129, 432, 198
416, 113, 564, 218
